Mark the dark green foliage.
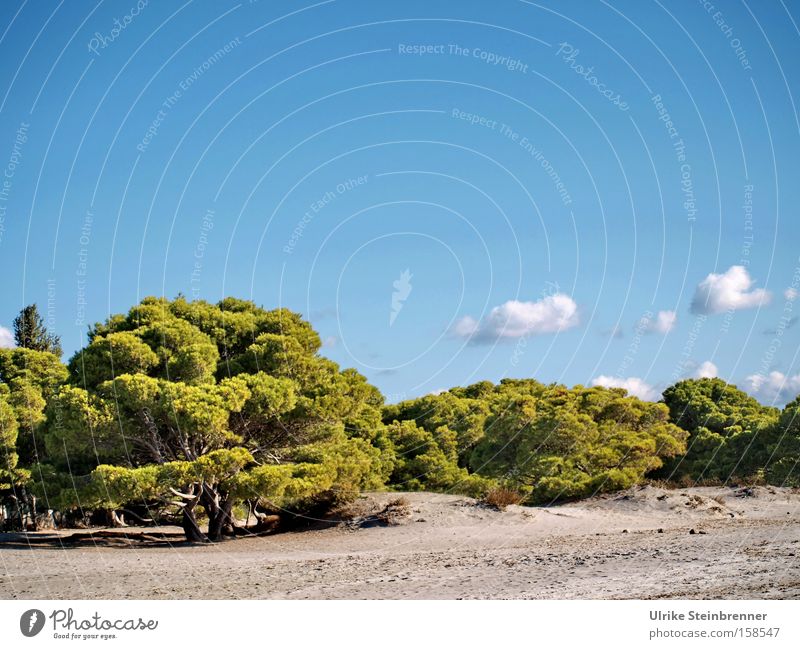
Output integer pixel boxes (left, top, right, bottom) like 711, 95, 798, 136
0, 387, 22, 490
7, 295, 800, 537
13, 304, 62, 357
660, 378, 780, 482
384, 420, 493, 497
752, 394, 800, 486
384, 390, 490, 463
468, 383, 688, 503
384, 380, 688, 503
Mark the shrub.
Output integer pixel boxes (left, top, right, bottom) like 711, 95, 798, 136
483, 487, 524, 510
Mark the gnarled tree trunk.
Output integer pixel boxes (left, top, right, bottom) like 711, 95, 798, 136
200, 482, 235, 541
171, 482, 236, 542
181, 505, 207, 543
171, 484, 208, 543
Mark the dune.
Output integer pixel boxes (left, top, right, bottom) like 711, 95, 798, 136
1, 485, 799, 599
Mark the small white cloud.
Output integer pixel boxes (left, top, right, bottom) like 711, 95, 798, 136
591, 375, 658, 401
785, 288, 798, 301
745, 371, 800, 406
690, 265, 771, 314
452, 315, 480, 338
642, 310, 677, 334
321, 335, 337, 348
694, 360, 718, 379
0, 326, 14, 349
454, 293, 579, 342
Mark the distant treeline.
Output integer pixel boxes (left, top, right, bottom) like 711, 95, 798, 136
1, 298, 797, 541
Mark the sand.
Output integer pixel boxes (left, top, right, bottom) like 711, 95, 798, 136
1, 485, 799, 599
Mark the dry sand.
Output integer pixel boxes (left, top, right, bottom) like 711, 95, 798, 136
2, 485, 799, 599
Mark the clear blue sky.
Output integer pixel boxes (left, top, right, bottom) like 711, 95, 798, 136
0, 0, 798, 405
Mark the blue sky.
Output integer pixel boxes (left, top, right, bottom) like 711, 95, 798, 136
0, 0, 798, 405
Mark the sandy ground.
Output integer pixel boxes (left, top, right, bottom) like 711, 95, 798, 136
2, 485, 799, 599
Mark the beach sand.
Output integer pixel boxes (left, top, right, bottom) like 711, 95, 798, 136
2, 485, 799, 599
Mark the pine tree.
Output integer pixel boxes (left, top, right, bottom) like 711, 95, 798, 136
12, 304, 62, 357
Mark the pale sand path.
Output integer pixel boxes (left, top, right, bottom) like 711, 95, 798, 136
2, 486, 799, 599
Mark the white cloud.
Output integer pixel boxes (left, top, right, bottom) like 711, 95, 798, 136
452, 315, 480, 338
785, 288, 798, 301
745, 371, 800, 406
591, 375, 658, 401
453, 293, 579, 341
321, 335, 337, 348
0, 326, 14, 349
642, 310, 677, 334
690, 265, 771, 314
694, 360, 718, 379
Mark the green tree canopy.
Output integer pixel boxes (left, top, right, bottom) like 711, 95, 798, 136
468, 383, 687, 502
659, 378, 780, 482
764, 395, 800, 486
383, 379, 687, 503
12, 295, 800, 537
0, 347, 66, 481
383, 389, 490, 464
0, 386, 23, 490
384, 419, 492, 497
44, 296, 391, 541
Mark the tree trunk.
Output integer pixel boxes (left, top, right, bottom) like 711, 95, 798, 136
8, 495, 23, 531
181, 500, 208, 543
207, 500, 234, 540
201, 483, 235, 541
171, 484, 208, 543
27, 492, 38, 531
